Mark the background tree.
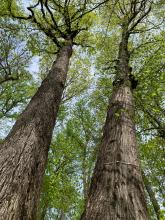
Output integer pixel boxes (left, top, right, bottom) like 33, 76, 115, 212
0, 18, 37, 137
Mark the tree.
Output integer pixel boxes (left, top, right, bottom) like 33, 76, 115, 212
142, 171, 160, 220
140, 137, 164, 220
36, 93, 101, 219
81, 1, 155, 219
0, 0, 108, 219
0, 22, 35, 121
37, 60, 93, 220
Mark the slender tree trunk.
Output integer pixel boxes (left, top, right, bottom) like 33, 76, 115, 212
59, 210, 65, 220
82, 145, 88, 204
81, 28, 149, 220
0, 43, 72, 220
142, 171, 160, 220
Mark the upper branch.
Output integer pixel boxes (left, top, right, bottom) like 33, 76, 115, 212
44, 0, 65, 37
129, 2, 152, 32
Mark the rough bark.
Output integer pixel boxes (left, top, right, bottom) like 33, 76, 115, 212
142, 171, 160, 220
0, 43, 72, 220
81, 27, 148, 220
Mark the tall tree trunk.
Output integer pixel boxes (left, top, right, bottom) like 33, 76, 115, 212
0, 43, 72, 220
81, 28, 149, 220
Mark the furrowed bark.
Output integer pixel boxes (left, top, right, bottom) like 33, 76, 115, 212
0, 43, 72, 220
81, 25, 149, 220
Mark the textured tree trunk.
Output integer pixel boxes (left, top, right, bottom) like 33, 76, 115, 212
81, 28, 149, 220
0, 43, 72, 220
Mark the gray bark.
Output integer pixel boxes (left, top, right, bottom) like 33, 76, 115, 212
0, 43, 72, 220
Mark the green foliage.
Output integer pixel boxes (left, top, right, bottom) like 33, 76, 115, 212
38, 98, 101, 219
140, 137, 165, 220
0, 20, 37, 121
